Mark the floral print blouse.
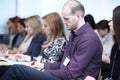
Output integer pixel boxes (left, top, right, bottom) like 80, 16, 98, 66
40, 37, 67, 63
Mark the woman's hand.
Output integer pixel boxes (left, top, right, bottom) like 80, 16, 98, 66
13, 48, 21, 54
0, 44, 7, 53
8, 50, 16, 54
102, 54, 110, 64
7, 54, 16, 61
15, 54, 31, 62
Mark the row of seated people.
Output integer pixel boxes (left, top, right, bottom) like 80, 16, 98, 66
0, 1, 102, 79
0, 0, 120, 79
85, 14, 120, 80
0, 12, 67, 64
0, 15, 46, 60
0, 14, 119, 80
0, 12, 67, 78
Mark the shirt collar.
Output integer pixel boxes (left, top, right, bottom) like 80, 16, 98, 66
71, 22, 90, 36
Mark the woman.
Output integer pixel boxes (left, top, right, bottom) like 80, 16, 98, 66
39, 12, 67, 63
23, 15, 46, 57
96, 20, 114, 80
0, 16, 20, 52
106, 6, 120, 80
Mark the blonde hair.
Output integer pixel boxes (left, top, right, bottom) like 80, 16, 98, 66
25, 15, 43, 38
42, 12, 67, 50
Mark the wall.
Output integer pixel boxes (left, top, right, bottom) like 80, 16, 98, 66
0, 0, 120, 34
0, 0, 16, 34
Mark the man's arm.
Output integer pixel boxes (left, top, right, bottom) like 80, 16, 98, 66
44, 37, 102, 80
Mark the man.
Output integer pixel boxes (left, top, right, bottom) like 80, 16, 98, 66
0, 0, 102, 80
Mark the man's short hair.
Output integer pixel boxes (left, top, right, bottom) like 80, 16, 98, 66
64, 0, 85, 17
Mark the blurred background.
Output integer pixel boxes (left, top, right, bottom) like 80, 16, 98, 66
0, 0, 120, 34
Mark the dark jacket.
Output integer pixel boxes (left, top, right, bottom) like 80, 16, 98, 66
24, 35, 46, 57
108, 43, 120, 80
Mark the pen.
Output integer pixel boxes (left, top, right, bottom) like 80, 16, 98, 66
31, 57, 36, 65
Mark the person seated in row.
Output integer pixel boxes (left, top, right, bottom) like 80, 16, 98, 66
0, 12, 67, 78
96, 20, 114, 61
95, 19, 114, 79
0, 18, 26, 53
14, 12, 67, 63
13, 18, 27, 48
105, 6, 120, 80
4, 15, 46, 60
0, 16, 20, 53
1, 18, 27, 52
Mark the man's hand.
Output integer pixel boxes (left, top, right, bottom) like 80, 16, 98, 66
29, 61, 44, 71
84, 76, 95, 80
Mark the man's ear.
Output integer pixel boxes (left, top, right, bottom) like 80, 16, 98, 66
76, 13, 81, 21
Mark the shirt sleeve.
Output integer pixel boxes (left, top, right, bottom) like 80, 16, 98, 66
44, 62, 61, 70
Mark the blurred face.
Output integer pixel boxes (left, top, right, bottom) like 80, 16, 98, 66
108, 20, 115, 35
42, 21, 52, 36
97, 29, 108, 37
18, 23, 25, 33
7, 20, 15, 29
62, 7, 78, 31
25, 24, 34, 35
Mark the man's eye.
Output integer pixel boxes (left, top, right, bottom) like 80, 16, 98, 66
44, 24, 47, 27
64, 17, 69, 20
65, 18, 68, 20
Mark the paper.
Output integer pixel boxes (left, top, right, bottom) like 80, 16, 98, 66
0, 56, 28, 66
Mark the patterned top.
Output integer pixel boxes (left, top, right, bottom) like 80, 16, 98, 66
40, 37, 67, 63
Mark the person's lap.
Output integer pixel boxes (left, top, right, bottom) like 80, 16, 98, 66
0, 65, 10, 78
1, 64, 61, 80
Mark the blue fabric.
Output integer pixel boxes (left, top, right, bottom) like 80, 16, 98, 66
25, 35, 46, 57
0, 65, 61, 80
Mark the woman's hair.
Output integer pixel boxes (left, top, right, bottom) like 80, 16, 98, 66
42, 12, 67, 50
18, 18, 26, 28
7, 16, 20, 34
113, 6, 120, 46
24, 15, 43, 38
85, 14, 96, 29
96, 19, 110, 31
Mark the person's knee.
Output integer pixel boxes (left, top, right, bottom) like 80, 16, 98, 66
10, 64, 23, 71
11, 64, 20, 68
